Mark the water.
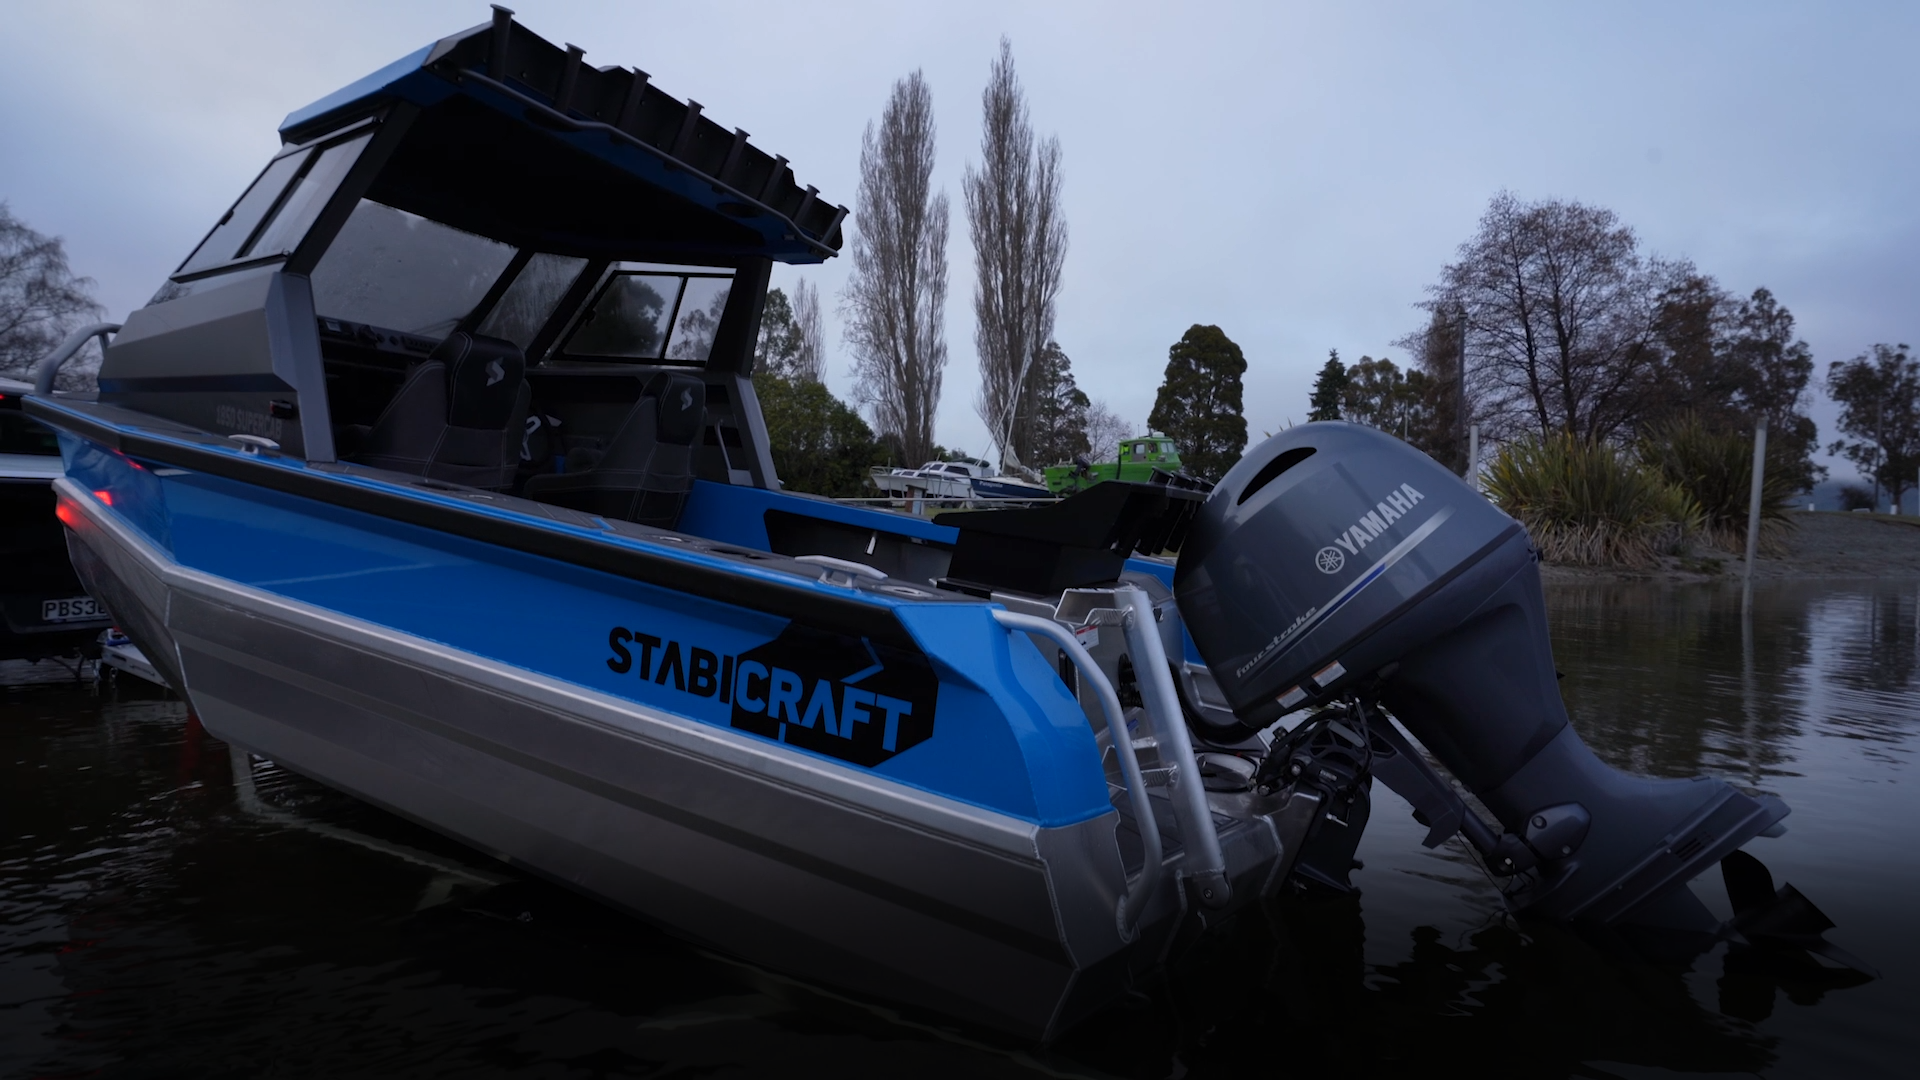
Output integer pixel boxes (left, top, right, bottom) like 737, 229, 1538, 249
4, 581, 1917, 1078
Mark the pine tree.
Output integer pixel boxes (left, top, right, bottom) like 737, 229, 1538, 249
1029, 341, 1091, 465
1308, 349, 1348, 421
1147, 324, 1248, 483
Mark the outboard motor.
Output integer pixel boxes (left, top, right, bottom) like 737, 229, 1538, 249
1174, 422, 1788, 926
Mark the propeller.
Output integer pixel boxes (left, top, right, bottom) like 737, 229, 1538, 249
1720, 850, 1879, 979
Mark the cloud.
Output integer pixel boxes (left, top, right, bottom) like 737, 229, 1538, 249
4, 0, 1913, 473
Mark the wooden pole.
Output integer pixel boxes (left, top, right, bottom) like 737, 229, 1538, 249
1743, 417, 1769, 584
1456, 308, 1470, 475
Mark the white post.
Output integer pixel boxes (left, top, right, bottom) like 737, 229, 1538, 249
1743, 418, 1768, 584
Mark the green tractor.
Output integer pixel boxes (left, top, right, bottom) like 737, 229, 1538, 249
1044, 435, 1189, 495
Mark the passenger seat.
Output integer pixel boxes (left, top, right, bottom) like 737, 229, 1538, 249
522, 371, 705, 528
341, 331, 529, 490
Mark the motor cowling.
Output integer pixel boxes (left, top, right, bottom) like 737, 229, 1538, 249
1175, 423, 1787, 926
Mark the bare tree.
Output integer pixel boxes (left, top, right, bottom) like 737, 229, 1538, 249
1420, 192, 1669, 444
841, 71, 950, 464
1082, 398, 1131, 462
965, 38, 1067, 471
791, 277, 825, 384
1, 202, 104, 388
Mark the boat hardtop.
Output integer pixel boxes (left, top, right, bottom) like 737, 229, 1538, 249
25, 7, 1866, 1041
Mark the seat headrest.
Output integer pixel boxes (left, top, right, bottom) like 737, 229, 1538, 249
645, 372, 707, 446
434, 331, 525, 429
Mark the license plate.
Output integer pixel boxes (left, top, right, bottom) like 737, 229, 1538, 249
41, 596, 106, 623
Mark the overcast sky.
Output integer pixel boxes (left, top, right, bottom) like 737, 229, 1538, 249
3, 1, 1914, 483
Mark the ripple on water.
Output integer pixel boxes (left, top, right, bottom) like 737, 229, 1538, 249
4, 582, 1920, 1077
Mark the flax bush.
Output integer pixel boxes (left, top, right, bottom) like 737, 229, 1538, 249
1483, 435, 1699, 567
1637, 414, 1797, 556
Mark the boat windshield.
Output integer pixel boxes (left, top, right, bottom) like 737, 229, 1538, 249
475, 253, 589, 350
310, 199, 517, 338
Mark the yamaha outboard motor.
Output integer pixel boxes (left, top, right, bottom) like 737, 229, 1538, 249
1175, 422, 1788, 926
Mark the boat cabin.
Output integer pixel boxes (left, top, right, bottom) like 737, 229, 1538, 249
1119, 437, 1180, 467
99, 9, 845, 522
61, 10, 1202, 602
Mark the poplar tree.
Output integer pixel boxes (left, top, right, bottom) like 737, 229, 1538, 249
965, 38, 1067, 471
841, 71, 950, 464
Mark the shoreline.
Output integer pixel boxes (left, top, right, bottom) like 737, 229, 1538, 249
1537, 510, 1920, 585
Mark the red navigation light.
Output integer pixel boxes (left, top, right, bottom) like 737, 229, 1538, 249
92, 489, 113, 505
55, 502, 76, 526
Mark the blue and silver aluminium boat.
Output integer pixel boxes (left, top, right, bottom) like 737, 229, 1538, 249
27, 9, 1865, 1039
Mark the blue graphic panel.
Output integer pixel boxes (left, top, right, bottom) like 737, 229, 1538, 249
134, 465, 1108, 826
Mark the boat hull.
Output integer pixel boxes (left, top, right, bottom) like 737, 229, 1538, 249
53, 475, 1179, 1039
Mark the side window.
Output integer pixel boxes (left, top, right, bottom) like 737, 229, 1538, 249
242, 131, 373, 261
174, 127, 375, 278
566, 274, 684, 359
666, 277, 732, 361
562, 269, 734, 364
176, 150, 310, 276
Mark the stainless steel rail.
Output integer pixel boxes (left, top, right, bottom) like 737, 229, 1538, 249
1116, 586, 1232, 907
990, 608, 1164, 939
33, 321, 120, 395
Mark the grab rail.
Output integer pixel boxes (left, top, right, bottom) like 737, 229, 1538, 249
33, 322, 120, 395
1115, 586, 1231, 908
991, 608, 1164, 940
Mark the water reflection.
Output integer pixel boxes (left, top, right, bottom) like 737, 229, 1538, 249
3, 579, 1918, 1077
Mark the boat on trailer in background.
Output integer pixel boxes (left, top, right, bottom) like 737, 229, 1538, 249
27, 9, 1868, 1041
868, 457, 1053, 508
1, 375, 116, 663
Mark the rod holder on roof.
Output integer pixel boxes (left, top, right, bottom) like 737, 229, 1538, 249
672, 101, 704, 158
488, 6, 514, 80
720, 128, 751, 185
617, 69, 650, 133
760, 155, 788, 202
555, 43, 585, 112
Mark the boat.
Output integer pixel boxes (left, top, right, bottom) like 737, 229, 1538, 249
98, 627, 168, 687
869, 458, 1052, 506
25, 10, 1865, 1041
968, 471, 1052, 502
867, 459, 984, 503
1045, 434, 1196, 495
1, 375, 116, 661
